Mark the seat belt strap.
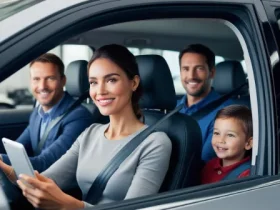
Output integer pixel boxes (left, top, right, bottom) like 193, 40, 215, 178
190, 82, 248, 121
84, 104, 183, 204
34, 91, 89, 155
222, 160, 251, 181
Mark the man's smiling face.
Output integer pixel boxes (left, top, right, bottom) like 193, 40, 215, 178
180, 52, 214, 101
30, 62, 65, 112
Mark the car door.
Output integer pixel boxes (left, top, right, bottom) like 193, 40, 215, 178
0, 66, 33, 152
0, 0, 278, 209
0, 107, 32, 147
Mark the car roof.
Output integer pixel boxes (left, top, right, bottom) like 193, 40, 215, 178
65, 18, 243, 60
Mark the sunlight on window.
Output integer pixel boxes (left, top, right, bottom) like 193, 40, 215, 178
215, 56, 225, 64
128, 48, 185, 94
62, 45, 93, 68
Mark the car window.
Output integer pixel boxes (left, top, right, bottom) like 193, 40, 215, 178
0, 2, 266, 207
0, 44, 93, 109
59, 44, 93, 69
128, 47, 225, 95
0, 0, 44, 21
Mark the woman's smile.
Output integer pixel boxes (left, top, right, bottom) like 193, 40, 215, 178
96, 98, 115, 106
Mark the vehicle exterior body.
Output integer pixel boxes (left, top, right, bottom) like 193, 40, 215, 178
1, 0, 280, 209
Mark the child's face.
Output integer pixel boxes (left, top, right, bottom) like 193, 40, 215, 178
212, 118, 253, 165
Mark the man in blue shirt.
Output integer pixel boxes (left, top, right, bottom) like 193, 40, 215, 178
0, 53, 93, 201
177, 44, 232, 162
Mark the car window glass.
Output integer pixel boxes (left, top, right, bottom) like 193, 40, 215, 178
0, 44, 93, 109
0, 0, 44, 21
60, 44, 93, 69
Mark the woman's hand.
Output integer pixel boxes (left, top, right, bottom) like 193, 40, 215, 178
0, 159, 17, 183
17, 171, 84, 210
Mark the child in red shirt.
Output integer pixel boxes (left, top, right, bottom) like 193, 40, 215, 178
201, 105, 253, 184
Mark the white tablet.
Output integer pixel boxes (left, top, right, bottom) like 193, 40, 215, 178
2, 138, 35, 178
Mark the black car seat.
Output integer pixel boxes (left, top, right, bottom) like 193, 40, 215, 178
65, 60, 108, 124
213, 60, 250, 107
136, 55, 203, 191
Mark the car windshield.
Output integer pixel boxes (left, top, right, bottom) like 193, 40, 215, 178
0, 0, 44, 21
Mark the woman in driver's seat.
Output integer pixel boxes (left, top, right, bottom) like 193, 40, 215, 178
17, 44, 172, 209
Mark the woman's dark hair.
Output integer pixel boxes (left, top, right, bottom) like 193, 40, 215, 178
88, 44, 143, 119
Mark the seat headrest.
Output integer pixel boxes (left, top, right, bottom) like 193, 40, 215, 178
136, 55, 176, 110
213, 60, 246, 94
65, 60, 89, 97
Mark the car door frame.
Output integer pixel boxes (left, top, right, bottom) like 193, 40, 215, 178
0, 0, 278, 209
262, 0, 280, 173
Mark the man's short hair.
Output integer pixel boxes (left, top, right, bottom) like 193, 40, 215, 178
215, 105, 253, 139
30, 53, 65, 77
179, 44, 215, 70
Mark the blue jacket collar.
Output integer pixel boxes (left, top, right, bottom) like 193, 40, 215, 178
178, 88, 221, 112
36, 92, 75, 120
32, 92, 75, 148
38, 93, 65, 120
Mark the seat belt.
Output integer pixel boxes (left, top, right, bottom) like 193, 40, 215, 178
222, 160, 251, 181
34, 91, 89, 155
83, 104, 184, 204
190, 82, 248, 121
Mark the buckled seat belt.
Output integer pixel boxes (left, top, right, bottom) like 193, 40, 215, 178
222, 160, 251, 181
84, 104, 183, 204
34, 91, 89, 155
190, 83, 248, 121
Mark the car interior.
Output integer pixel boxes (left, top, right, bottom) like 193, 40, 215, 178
64, 18, 249, 100
62, 17, 251, 189
57, 18, 249, 110
0, 16, 253, 209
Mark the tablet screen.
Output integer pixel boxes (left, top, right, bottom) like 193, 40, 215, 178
2, 138, 34, 178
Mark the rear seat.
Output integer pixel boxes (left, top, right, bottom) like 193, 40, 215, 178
213, 60, 250, 107
136, 55, 203, 190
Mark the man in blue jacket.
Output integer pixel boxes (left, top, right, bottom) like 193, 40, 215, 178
0, 53, 93, 201
177, 44, 233, 162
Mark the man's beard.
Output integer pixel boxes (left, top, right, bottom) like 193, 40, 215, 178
185, 80, 211, 97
